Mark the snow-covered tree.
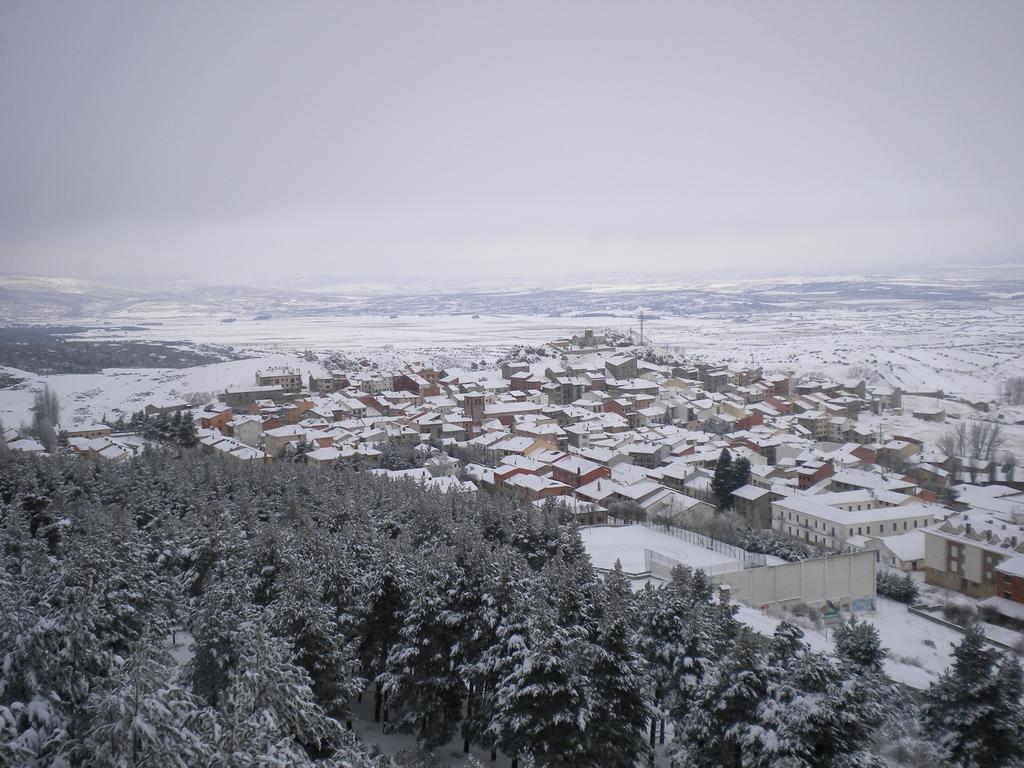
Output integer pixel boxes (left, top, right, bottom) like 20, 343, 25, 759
29, 386, 60, 452
83, 645, 211, 767
0, 547, 118, 765
177, 415, 198, 448
834, 614, 887, 672
580, 561, 652, 767
210, 616, 343, 767
269, 568, 363, 725
744, 647, 890, 768
188, 570, 258, 707
379, 549, 467, 748
358, 553, 410, 723
674, 628, 768, 768
640, 565, 737, 731
922, 623, 1024, 767
461, 551, 535, 760
487, 593, 593, 767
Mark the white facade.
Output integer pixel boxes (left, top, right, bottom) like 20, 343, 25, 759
772, 496, 938, 550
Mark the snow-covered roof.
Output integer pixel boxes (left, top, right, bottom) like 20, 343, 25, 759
306, 447, 342, 462
66, 422, 111, 433
995, 553, 1024, 579
979, 595, 1024, 622
774, 495, 940, 526
732, 484, 771, 501
7, 437, 45, 453
552, 456, 604, 476
878, 530, 926, 562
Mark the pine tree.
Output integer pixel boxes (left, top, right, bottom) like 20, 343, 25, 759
744, 648, 890, 768
177, 414, 198, 448
641, 565, 737, 731
730, 455, 752, 493
211, 617, 342, 767
675, 628, 769, 768
989, 654, 1024, 764
83, 644, 211, 767
0, 542, 120, 765
488, 593, 593, 767
189, 570, 258, 707
462, 550, 535, 761
129, 409, 144, 430
379, 550, 467, 748
152, 411, 170, 442
293, 439, 314, 463
834, 614, 887, 672
711, 448, 734, 508
769, 620, 809, 665
269, 569, 363, 725
59, 508, 169, 657
358, 554, 410, 723
922, 623, 1024, 767
580, 561, 652, 768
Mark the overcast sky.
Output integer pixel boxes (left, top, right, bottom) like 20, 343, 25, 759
1, 1, 1022, 284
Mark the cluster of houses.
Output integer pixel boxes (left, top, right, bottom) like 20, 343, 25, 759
7, 332, 1024, 623
3, 421, 148, 462
189, 346, 1023, 613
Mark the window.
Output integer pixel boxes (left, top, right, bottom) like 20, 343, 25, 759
914, 520, 918, 528
857, 527, 862, 535
903, 521, 908, 531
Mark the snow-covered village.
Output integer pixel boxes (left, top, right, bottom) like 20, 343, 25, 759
2, 305, 1023, 766
3, 2, 1024, 767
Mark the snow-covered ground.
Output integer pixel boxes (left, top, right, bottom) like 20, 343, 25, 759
756, 597, 964, 689
2, 284, 1024, 436
582, 530, 1022, 691
738, 590, 1023, 690
580, 524, 741, 574
56, 305, 1024, 403
4, 305, 1023, 443
0, 354, 323, 428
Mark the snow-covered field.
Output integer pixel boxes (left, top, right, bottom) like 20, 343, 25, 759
2, 304, 1023, 457
580, 524, 741, 574
0, 354, 322, 428
61, 304, 1024, 403
1, 294, 1021, 434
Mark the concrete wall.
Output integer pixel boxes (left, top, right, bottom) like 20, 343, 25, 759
710, 550, 877, 608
